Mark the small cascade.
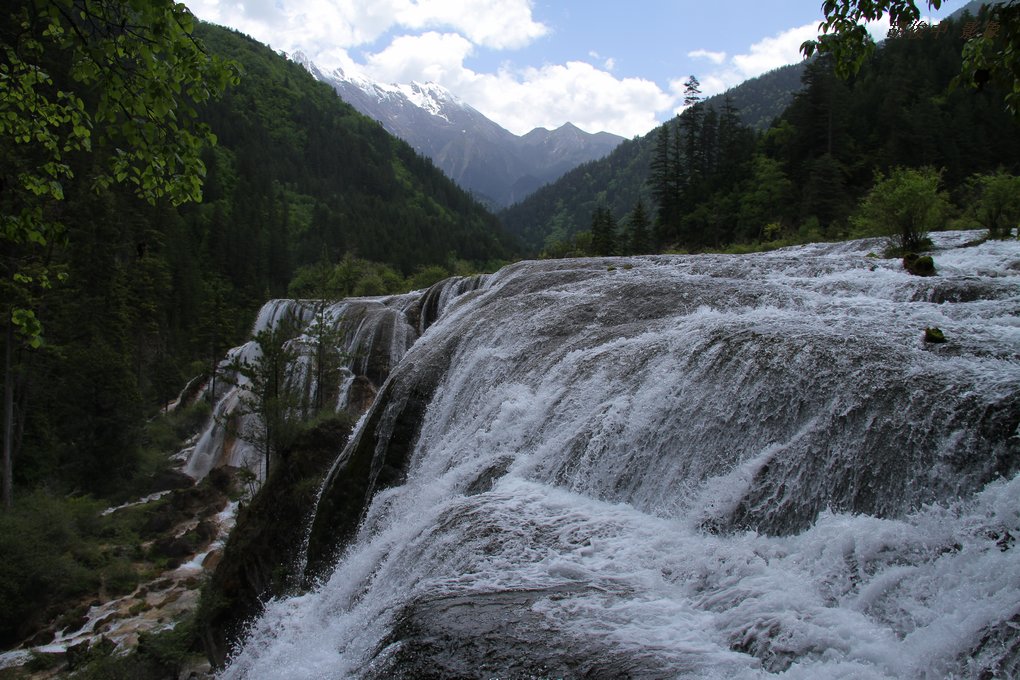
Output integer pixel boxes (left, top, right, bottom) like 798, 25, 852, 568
416, 274, 489, 334
219, 233, 1020, 679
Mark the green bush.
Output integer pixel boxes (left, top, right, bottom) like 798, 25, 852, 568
0, 493, 105, 645
851, 167, 951, 255
72, 619, 202, 680
966, 171, 1020, 239
407, 264, 451, 290
103, 560, 141, 597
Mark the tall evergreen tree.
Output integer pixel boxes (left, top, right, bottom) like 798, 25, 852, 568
628, 198, 653, 254
650, 124, 676, 243
681, 75, 705, 199
591, 206, 616, 256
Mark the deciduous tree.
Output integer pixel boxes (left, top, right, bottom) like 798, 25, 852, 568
851, 166, 952, 252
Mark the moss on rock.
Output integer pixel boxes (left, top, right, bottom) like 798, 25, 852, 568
903, 253, 936, 276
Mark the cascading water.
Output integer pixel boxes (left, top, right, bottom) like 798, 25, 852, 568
183, 277, 485, 482
220, 233, 1019, 679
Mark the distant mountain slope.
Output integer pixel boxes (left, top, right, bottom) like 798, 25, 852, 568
950, 0, 1008, 18
501, 11, 1020, 255
499, 62, 811, 252
499, 136, 653, 251
295, 56, 625, 208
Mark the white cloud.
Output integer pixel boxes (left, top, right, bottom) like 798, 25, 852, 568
730, 22, 816, 83
360, 34, 671, 137
688, 49, 727, 65
462, 61, 671, 137
396, 0, 547, 49
185, 0, 546, 61
192, 0, 387, 48
364, 32, 474, 83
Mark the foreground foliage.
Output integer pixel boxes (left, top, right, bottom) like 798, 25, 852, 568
802, 0, 1020, 115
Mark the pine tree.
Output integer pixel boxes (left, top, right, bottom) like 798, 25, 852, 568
682, 75, 704, 183
649, 124, 675, 243
678, 75, 705, 239
628, 198, 653, 254
591, 206, 616, 256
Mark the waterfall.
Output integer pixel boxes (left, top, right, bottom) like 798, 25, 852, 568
221, 233, 1020, 678
183, 277, 487, 481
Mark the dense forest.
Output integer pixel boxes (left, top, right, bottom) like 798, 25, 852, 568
501, 10, 1020, 257
701, 63, 807, 131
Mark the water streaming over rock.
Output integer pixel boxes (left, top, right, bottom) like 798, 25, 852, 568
183, 276, 486, 481
221, 234, 1020, 679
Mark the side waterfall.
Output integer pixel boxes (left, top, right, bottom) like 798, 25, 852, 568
183, 277, 485, 481
220, 233, 1019, 679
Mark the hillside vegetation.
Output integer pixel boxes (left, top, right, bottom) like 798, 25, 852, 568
500, 11, 1020, 257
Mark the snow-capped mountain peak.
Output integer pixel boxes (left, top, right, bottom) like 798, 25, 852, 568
397, 81, 460, 119
292, 54, 624, 208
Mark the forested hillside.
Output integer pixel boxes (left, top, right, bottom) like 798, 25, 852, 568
701, 63, 806, 131
1, 22, 513, 502
501, 11, 1020, 256
0, 15, 518, 650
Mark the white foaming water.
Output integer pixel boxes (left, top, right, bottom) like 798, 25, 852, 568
223, 234, 1020, 678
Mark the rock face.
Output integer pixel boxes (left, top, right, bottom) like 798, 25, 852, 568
221, 234, 1020, 679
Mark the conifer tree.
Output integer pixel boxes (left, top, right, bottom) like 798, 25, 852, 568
628, 198, 653, 255
591, 206, 616, 256
650, 124, 675, 242
681, 76, 705, 195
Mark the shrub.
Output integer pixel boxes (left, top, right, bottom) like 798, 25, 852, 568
967, 171, 1020, 239
852, 167, 951, 255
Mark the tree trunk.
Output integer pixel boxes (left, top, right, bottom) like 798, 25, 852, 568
3, 320, 14, 509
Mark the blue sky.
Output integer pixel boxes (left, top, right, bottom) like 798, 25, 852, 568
184, 0, 957, 137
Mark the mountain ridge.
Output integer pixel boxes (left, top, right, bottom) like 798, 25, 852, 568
292, 53, 625, 208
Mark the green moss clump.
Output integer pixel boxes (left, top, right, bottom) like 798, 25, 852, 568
924, 327, 947, 343
903, 253, 936, 276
